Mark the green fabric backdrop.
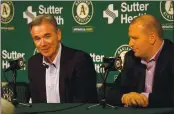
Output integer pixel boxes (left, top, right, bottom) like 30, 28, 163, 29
1, 1, 174, 84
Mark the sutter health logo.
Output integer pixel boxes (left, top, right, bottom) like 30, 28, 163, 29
103, 4, 118, 24
23, 6, 37, 24
72, 1, 94, 25
23, 5, 64, 25
103, 2, 149, 24
160, 1, 174, 22
1, 1, 14, 24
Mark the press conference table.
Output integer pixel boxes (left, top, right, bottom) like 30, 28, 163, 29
15, 103, 174, 114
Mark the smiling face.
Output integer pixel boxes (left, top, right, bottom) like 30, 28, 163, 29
128, 22, 151, 59
30, 21, 61, 62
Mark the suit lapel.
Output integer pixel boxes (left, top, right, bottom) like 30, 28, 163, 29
37, 54, 47, 102
136, 61, 146, 92
134, 40, 169, 93
59, 45, 72, 102
153, 40, 169, 91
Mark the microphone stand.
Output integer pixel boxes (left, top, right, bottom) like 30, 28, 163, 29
12, 69, 32, 107
87, 69, 115, 109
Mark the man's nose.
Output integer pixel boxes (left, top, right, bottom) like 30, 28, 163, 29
40, 39, 46, 46
128, 40, 133, 48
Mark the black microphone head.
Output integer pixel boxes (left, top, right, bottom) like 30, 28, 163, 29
16, 58, 25, 69
102, 56, 122, 71
114, 56, 122, 70
4, 58, 25, 72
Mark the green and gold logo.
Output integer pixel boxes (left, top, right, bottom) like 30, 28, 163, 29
72, 1, 94, 25
160, 1, 174, 21
1, 1, 14, 24
114, 44, 132, 69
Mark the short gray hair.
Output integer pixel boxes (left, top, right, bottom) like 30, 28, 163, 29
29, 14, 57, 31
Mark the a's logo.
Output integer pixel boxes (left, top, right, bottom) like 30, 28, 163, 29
23, 6, 37, 24
114, 44, 132, 68
72, 1, 94, 25
103, 4, 118, 24
160, 1, 174, 22
1, 1, 14, 24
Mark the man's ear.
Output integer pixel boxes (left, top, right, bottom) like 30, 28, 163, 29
57, 29, 61, 41
148, 32, 156, 45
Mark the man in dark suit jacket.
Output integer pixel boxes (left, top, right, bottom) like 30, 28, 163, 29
28, 14, 98, 103
107, 14, 174, 108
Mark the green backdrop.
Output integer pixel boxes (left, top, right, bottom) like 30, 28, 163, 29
1, 1, 174, 84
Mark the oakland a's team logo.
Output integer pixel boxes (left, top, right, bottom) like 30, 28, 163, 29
72, 1, 94, 25
114, 44, 132, 70
160, 1, 174, 21
1, 1, 14, 24
33, 48, 39, 55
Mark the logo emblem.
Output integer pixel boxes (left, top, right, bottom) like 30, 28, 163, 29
33, 48, 39, 55
103, 4, 118, 24
114, 44, 132, 68
72, 1, 94, 25
23, 6, 37, 24
160, 1, 174, 21
1, 1, 14, 24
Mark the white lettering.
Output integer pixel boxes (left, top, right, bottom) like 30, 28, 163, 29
121, 2, 149, 12
2, 60, 9, 69
90, 53, 105, 73
39, 5, 44, 14
39, 5, 63, 14
95, 64, 104, 73
121, 2, 127, 12
54, 16, 64, 25
90, 53, 104, 62
1, 50, 25, 60
121, 13, 146, 24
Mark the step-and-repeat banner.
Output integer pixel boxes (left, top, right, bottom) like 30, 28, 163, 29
1, 1, 174, 84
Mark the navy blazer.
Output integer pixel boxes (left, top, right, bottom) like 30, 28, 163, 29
28, 45, 98, 103
107, 39, 174, 108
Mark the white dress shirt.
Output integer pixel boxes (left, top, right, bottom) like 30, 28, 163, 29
43, 44, 62, 103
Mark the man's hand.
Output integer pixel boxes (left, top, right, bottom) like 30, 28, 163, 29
121, 92, 148, 107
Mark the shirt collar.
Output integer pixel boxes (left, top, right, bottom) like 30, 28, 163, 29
153, 40, 164, 61
141, 40, 164, 64
43, 43, 62, 68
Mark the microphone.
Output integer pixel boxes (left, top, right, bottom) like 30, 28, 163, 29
100, 56, 122, 71
100, 63, 108, 68
43, 63, 49, 69
114, 56, 122, 70
4, 58, 25, 72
